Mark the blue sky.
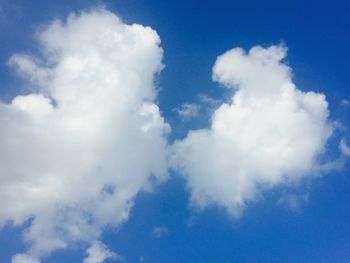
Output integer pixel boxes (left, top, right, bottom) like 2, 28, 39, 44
0, 0, 350, 262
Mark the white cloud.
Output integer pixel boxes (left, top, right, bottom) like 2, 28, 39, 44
0, 7, 169, 259
152, 226, 168, 238
173, 102, 200, 120
171, 45, 333, 216
11, 254, 39, 263
340, 139, 350, 156
83, 241, 123, 263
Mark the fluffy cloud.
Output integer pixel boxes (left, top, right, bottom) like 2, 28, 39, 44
171, 45, 333, 216
83, 241, 122, 263
0, 8, 169, 260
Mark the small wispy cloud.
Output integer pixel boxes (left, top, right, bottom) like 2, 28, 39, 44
278, 193, 310, 213
173, 103, 200, 121
341, 99, 350, 108
12, 254, 39, 263
152, 226, 168, 238
198, 93, 221, 105
340, 139, 350, 156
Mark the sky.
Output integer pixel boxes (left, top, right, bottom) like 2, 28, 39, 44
0, 0, 350, 262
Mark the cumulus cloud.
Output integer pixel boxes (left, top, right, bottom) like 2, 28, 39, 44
83, 241, 123, 263
0, 7, 169, 260
171, 45, 333, 216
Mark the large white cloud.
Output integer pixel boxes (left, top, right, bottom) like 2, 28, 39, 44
171, 45, 333, 216
0, 8, 169, 261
